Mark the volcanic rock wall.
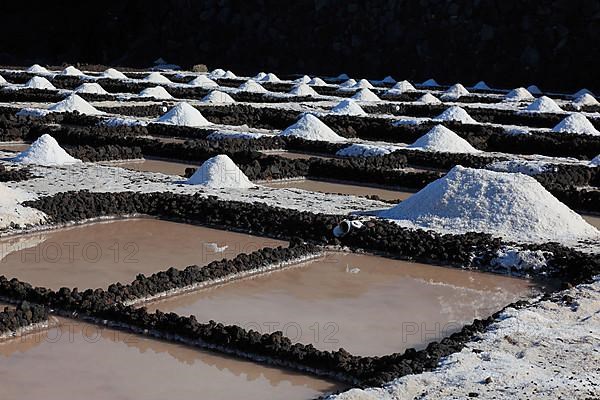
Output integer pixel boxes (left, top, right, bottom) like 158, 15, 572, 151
1, 0, 599, 91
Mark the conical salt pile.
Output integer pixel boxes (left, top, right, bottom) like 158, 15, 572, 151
440, 84, 470, 101
421, 78, 439, 87
339, 79, 357, 88
186, 155, 254, 188
139, 86, 173, 99
60, 66, 83, 76
208, 69, 226, 79
527, 85, 542, 95
144, 72, 171, 84
337, 73, 350, 80
12, 134, 80, 166
0, 75, 6, 85
48, 94, 103, 115
253, 72, 267, 81
472, 81, 491, 90
409, 125, 479, 153
352, 88, 380, 101
279, 114, 347, 142
101, 68, 127, 79
259, 73, 281, 82
202, 90, 236, 104
417, 93, 441, 104
525, 96, 563, 113
351, 79, 374, 89
289, 83, 318, 96
434, 106, 477, 124
382, 76, 396, 84
505, 87, 534, 102
26, 64, 49, 74
238, 80, 268, 93
552, 113, 600, 136
309, 77, 327, 86
590, 155, 600, 166
388, 80, 416, 94
223, 70, 237, 79
573, 88, 595, 98
74, 82, 109, 95
294, 75, 311, 84
188, 75, 218, 87
25, 76, 55, 90
379, 165, 599, 243
572, 93, 599, 109
156, 102, 211, 127
331, 99, 366, 116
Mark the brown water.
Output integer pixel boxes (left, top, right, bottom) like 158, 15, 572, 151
0, 218, 286, 290
582, 214, 600, 230
260, 150, 333, 160
0, 142, 30, 152
146, 252, 535, 356
0, 317, 339, 400
104, 158, 198, 176
264, 179, 414, 201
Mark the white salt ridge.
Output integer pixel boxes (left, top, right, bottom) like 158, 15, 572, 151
294, 75, 311, 84
26, 64, 50, 74
186, 155, 254, 188
188, 75, 218, 87
350, 79, 374, 89
421, 78, 439, 87
526, 85, 542, 95
289, 83, 318, 96
60, 66, 83, 76
201, 90, 235, 104
279, 114, 347, 142
339, 79, 357, 88
25, 76, 55, 90
382, 76, 396, 84
259, 73, 281, 83
101, 68, 128, 79
525, 96, 562, 113
379, 165, 599, 243
472, 81, 491, 90
352, 88, 380, 101
573, 88, 595, 98
48, 94, 103, 115
409, 125, 480, 153
417, 93, 441, 104
552, 113, 600, 136
206, 131, 264, 140
0, 183, 46, 230
487, 160, 550, 175
156, 102, 211, 127
440, 83, 470, 100
238, 80, 267, 93
308, 77, 327, 86
12, 134, 80, 166
143, 72, 171, 84
505, 87, 534, 102
101, 116, 147, 127
336, 143, 400, 157
434, 106, 477, 124
74, 82, 108, 95
387, 80, 415, 94
572, 93, 599, 109
331, 99, 366, 116
138, 86, 173, 99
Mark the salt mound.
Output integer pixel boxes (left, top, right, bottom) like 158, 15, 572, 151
0, 75, 6, 85
552, 113, 600, 136
390, 80, 416, 93
279, 114, 347, 142
417, 93, 441, 105
294, 75, 311, 84
505, 87, 534, 102
409, 125, 479, 153
101, 68, 127, 79
202, 90, 235, 104
525, 96, 562, 113
590, 155, 600, 166
60, 66, 83, 76
527, 85, 543, 95
573, 88, 595, 98
352, 88, 380, 101
253, 72, 267, 81
0, 183, 45, 229
186, 155, 254, 188
309, 77, 327, 86
379, 165, 599, 243
573, 93, 599, 109
331, 99, 366, 116
26, 64, 49, 74
337, 73, 350, 80
238, 80, 267, 93
223, 70, 237, 79
48, 94, 102, 115
144, 72, 171, 84
336, 143, 400, 157
156, 102, 211, 127
382, 76, 396, 84
12, 134, 80, 166
421, 78, 439, 87
74, 82, 108, 95
339, 79, 357, 88
209, 69, 226, 79
259, 73, 281, 83
472, 81, 491, 90
289, 83, 318, 96
188, 75, 218, 87
25, 76, 55, 90
440, 83, 470, 100
434, 106, 477, 124
351, 79, 374, 89
139, 86, 173, 99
